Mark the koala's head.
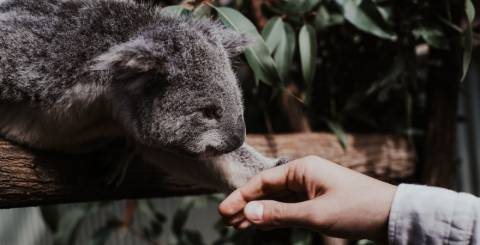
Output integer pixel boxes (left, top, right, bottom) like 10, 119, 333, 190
92, 16, 250, 158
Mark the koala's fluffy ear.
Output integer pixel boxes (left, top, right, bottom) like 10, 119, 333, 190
217, 28, 252, 57
91, 38, 161, 73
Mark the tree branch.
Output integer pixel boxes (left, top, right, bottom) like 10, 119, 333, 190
0, 133, 414, 208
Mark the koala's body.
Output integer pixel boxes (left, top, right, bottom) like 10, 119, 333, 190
0, 0, 281, 189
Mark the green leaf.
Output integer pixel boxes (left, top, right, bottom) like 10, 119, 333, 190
461, 19, 473, 81
261, 17, 285, 54
139, 200, 166, 240
171, 199, 196, 236
53, 208, 88, 245
161, 5, 191, 16
462, 0, 475, 81
314, 6, 330, 30
274, 23, 296, 81
342, 0, 397, 40
215, 7, 282, 86
137, 199, 156, 218
40, 206, 61, 232
314, 6, 345, 30
299, 24, 317, 102
414, 22, 449, 50
466, 0, 475, 23
291, 229, 313, 245
357, 239, 376, 245
192, 3, 211, 19
88, 219, 122, 245
300, 0, 321, 14
326, 120, 348, 149
276, 0, 321, 15
183, 230, 206, 245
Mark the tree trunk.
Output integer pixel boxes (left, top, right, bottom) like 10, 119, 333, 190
421, 47, 462, 187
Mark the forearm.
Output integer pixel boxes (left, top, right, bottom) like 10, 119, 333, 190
389, 184, 480, 244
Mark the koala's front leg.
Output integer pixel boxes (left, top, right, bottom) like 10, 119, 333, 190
139, 144, 287, 192
206, 144, 288, 190
95, 139, 137, 187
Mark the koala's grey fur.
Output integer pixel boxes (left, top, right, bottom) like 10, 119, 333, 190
140, 143, 285, 190
0, 0, 284, 189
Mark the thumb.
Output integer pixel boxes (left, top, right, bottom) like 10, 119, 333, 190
244, 200, 311, 228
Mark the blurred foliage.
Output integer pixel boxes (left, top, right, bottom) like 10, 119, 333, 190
41, 0, 478, 244
41, 196, 328, 245
147, 0, 477, 140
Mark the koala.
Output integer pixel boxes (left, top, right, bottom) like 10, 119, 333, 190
0, 0, 283, 189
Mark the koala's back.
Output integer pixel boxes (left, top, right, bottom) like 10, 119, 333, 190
0, 0, 161, 151
0, 0, 156, 104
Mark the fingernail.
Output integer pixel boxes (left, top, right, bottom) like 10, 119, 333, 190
244, 202, 263, 222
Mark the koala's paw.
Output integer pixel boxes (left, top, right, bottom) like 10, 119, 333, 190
275, 157, 290, 167
95, 139, 136, 187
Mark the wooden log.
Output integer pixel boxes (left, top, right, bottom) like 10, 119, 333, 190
0, 133, 415, 208
247, 133, 415, 181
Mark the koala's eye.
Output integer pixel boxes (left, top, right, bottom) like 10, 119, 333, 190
201, 105, 222, 120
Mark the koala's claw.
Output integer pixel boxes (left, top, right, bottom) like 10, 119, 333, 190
275, 157, 290, 167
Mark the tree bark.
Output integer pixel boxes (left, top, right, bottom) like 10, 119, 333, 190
419, 0, 471, 189
0, 133, 414, 208
421, 47, 462, 187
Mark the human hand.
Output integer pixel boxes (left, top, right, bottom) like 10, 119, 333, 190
218, 156, 397, 242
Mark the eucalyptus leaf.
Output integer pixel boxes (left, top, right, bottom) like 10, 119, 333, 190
137, 199, 156, 218
40, 206, 61, 232
53, 208, 88, 245
171, 199, 196, 236
299, 24, 317, 102
192, 3, 211, 19
207, 193, 226, 203
314, 6, 345, 30
357, 239, 376, 245
466, 0, 475, 22
215, 7, 282, 86
341, 0, 397, 40
326, 120, 348, 149
377, 5, 393, 21
162, 5, 191, 16
88, 219, 122, 245
291, 228, 313, 245
314, 6, 331, 30
274, 0, 320, 16
140, 198, 166, 240
261, 17, 285, 54
414, 22, 449, 50
301, 0, 321, 14
183, 230, 206, 245
462, 0, 475, 81
274, 22, 296, 81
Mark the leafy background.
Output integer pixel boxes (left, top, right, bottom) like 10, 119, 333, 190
40, 0, 478, 244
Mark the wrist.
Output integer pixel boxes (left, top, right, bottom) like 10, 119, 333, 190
371, 183, 398, 243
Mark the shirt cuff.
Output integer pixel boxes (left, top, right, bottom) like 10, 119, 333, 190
388, 184, 478, 245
